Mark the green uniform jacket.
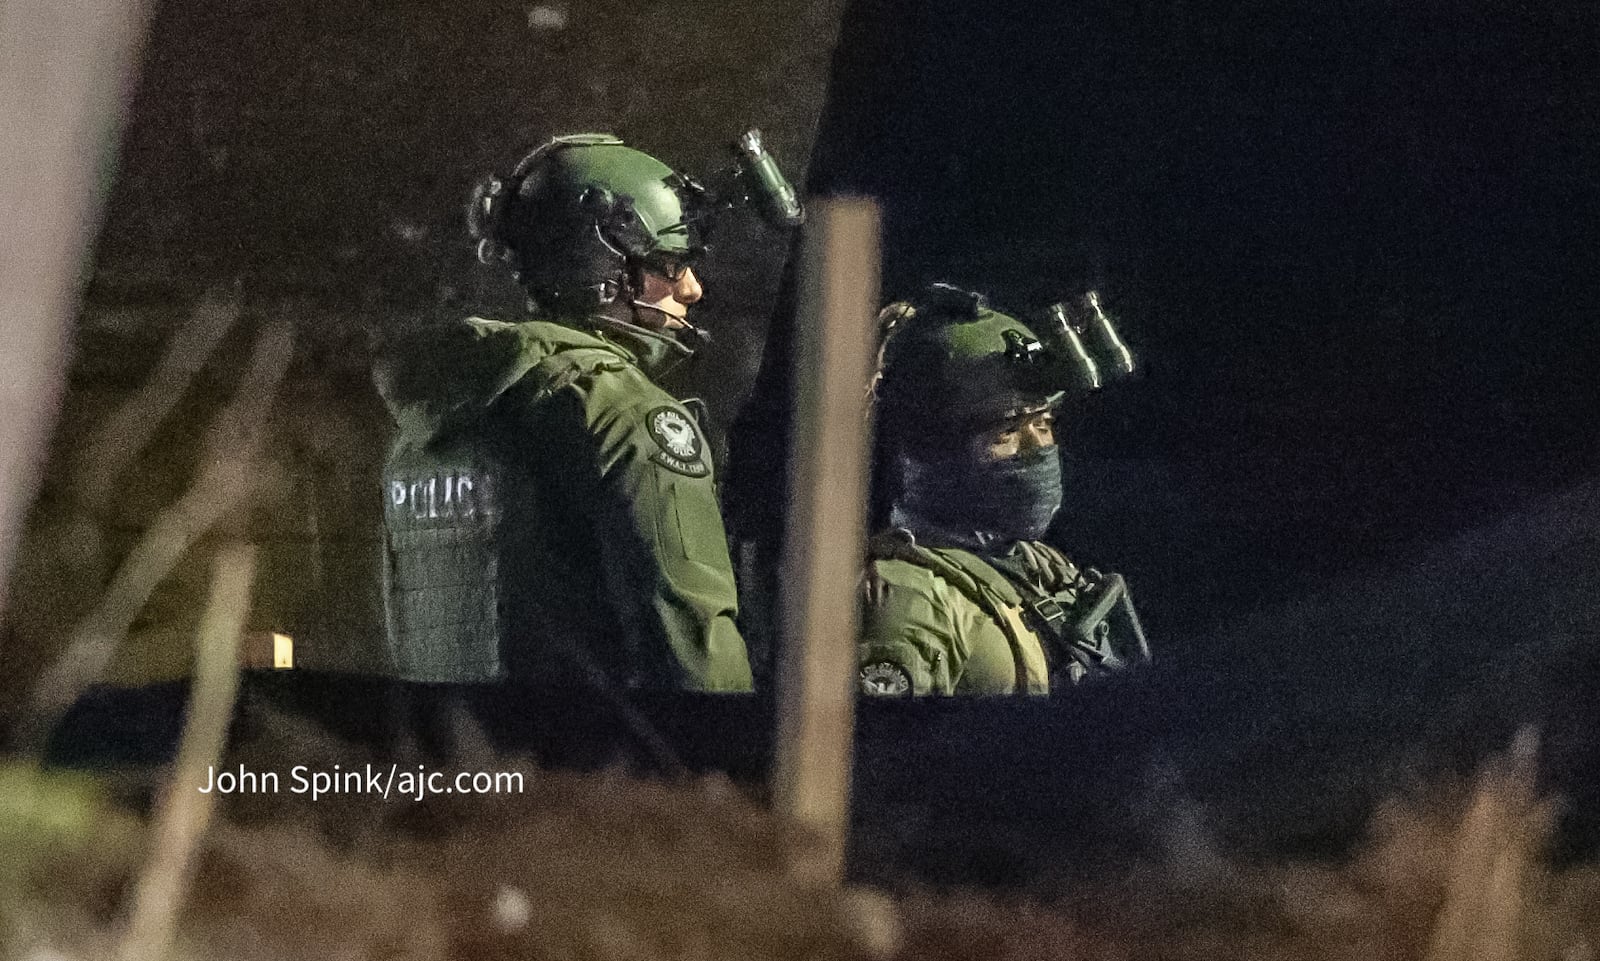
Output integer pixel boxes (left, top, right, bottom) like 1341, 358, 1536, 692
374, 315, 752, 692
857, 535, 1096, 696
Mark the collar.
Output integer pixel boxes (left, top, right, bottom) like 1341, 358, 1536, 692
888, 503, 1010, 555
542, 303, 695, 379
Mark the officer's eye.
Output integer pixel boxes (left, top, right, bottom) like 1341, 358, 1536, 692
642, 256, 692, 285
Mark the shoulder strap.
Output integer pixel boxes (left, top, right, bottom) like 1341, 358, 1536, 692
992, 543, 1152, 681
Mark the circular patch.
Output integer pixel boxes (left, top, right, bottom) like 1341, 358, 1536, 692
648, 407, 703, 462
859, 662, 913, 697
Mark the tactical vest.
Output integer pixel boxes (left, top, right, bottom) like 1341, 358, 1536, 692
377, 328, 637, 684
869, 532, 1150, 691
380, 433, 506, 683
991, 550, 1152, 686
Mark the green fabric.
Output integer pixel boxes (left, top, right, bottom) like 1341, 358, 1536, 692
375, 316, 752, 692
858, 535, 1056, 696
379, 434, 506, 683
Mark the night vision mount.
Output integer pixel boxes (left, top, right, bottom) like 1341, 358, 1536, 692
720, 127, 806, 228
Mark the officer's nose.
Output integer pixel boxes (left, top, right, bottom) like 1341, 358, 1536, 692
673, 267, 703, 306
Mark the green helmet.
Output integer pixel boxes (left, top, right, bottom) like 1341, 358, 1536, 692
469, 134, 711, 311
876, 279, 1152, 454
874, 284, 1091, 452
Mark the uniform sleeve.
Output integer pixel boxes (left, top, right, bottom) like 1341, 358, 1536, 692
858, 560, 1030, 696
569, 371, 753, 692
858, 564, 957, 695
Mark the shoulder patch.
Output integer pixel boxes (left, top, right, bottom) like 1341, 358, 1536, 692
859, 661, 913, 697
646, 406, 709, 477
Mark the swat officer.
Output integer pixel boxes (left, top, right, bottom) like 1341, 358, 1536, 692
858, 283, 1151, 697
373, 133, 798, 692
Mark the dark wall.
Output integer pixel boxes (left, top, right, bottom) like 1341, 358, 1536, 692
97, 0, 840, 303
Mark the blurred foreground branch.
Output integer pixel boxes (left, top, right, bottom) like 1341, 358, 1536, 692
75, 287, 247, 515
14, 318, 294, 753
1425, 727, 1554, 961
116, 543, 256, 961
773, 199, 880, 885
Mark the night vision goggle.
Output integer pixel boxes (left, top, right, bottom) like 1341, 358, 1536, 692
996, 291, 1137, 396
1034, 291, 1136, 392
679, 127, 807, 237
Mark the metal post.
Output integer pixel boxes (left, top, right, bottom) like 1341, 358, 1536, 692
773, 198, 881, 883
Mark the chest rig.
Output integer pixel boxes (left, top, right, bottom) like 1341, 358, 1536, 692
871, 532, 1149, 691
988, 543, 1151, 687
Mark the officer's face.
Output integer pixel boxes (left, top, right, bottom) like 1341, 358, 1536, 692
634, 266, 704, 330
970, 409, 1056, 462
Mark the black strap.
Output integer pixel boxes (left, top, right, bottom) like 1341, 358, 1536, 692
990, 554, 1150, 682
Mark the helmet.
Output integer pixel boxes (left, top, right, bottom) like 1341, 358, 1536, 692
468, 134, 712, 311
874, 284, 1080, 452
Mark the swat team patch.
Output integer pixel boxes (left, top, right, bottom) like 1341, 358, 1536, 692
859, 662, 913, 697
646, 406, 709, 477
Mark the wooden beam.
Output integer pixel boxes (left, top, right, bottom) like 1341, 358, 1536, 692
773, 198, 881, 883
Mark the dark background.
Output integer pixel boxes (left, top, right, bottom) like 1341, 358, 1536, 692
734, 0, 1600, 864
765, 0, 1600, 651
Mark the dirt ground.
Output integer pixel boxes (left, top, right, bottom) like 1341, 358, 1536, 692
4, 727, 1598, 961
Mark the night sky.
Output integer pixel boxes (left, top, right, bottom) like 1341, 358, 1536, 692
762, 0, 1600, 645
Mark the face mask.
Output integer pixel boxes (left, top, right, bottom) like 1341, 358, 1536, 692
898, 446, 1064, 548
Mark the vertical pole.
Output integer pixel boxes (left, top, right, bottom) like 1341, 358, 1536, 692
0, 0, 154, 615
773, 198, 881, 883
